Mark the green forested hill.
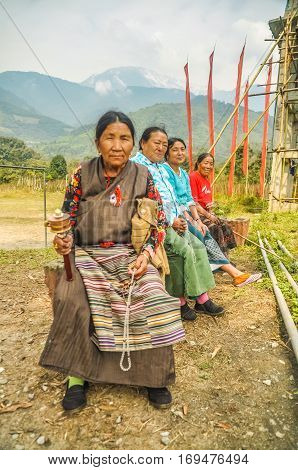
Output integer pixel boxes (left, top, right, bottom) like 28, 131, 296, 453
0, 136, 46, 182
0, 136, 42, 164
0, 87, 74, 142
35, 98, 273, 163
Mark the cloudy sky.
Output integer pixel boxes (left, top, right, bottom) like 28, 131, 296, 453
0, 0, 285, 91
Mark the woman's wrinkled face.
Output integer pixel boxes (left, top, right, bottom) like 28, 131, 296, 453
198, 155, 214, 177
96, 122, 134, 169
141, 131, 168, 163
167, 141, 186, 167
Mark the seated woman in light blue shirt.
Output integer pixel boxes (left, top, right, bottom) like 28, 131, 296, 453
163, 137, 262, 287
132, 127, 224, 319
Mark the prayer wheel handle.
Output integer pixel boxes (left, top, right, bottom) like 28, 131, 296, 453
45, 209, 73, 282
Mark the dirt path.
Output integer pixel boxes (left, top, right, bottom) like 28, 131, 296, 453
0, 250, 297, 450
0, 190, 60, 249
0, 219, 54, 249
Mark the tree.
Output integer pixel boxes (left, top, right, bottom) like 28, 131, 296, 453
0, 136, 45, 183
0, 136, 41, 165
218, 144, 261, 184
48, 155, 67, 180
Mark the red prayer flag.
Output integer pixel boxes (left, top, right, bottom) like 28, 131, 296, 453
242, 80, 249, 175
228, 43, 246, 196
208, 50, 215, 183
259, 57, 272, 198
184, 62, 193, 171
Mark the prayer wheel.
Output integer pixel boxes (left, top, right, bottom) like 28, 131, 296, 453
45, 209, 73, 281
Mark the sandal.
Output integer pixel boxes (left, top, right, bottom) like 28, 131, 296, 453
233, 272, 262, 287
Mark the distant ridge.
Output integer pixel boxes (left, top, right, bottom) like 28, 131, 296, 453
0, 68, 272, 150
35, 100, 273, 162
0, 86, 73, 142
0, 70, 189, 127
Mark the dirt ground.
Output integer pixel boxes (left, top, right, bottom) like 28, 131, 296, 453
0, 218, 54, 249
0, 247, 297, 451
0, 190, 60, 249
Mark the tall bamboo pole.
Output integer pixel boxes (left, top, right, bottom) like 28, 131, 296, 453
211, 74, 294, 186
278, 18, 290, 209
208, 8, 297, 157
43, 170, 47, 248
258, 232, 298, 363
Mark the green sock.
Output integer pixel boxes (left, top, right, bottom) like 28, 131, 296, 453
68, 376, 84, 388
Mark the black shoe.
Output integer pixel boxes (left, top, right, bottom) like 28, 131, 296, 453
147, 387, 172, 409
194, 299, 224, 317
180, 303, 197, 321
62, 382, 88, 411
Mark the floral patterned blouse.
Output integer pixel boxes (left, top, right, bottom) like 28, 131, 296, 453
62, 164, 168, 254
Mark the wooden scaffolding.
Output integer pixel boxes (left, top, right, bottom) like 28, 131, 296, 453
268, 0, 298, 212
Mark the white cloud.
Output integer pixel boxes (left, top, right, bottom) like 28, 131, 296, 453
233, 18, 269, 41
0, 0, 285, 90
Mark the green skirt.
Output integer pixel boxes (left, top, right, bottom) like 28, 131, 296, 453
165, 228, 215, 298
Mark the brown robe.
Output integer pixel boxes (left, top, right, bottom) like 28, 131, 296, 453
39, 158, 175, 387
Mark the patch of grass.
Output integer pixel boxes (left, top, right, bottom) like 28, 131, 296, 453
236, 212, 298, 325
222, 209, 298, 324
0, 189, 63, 220
198, 361, 213, 370
198, 372, 209, 380
214, 194, 268, 218
257, 251, 298, 325
0, 247, 57, 269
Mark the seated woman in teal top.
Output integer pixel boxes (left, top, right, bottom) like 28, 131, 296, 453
163, 138, 262, 288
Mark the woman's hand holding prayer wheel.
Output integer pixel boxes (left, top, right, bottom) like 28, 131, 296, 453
53, 234, 73, 256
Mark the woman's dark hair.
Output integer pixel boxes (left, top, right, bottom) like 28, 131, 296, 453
95, 111, 135, 144
165, 137, 186, 159
139, 126, 168, 150
194, 152, 214, 171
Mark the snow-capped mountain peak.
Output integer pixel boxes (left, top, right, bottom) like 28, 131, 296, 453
81, 66, 184, 95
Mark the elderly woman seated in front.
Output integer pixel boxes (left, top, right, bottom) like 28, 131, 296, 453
40, 111, 185, 412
